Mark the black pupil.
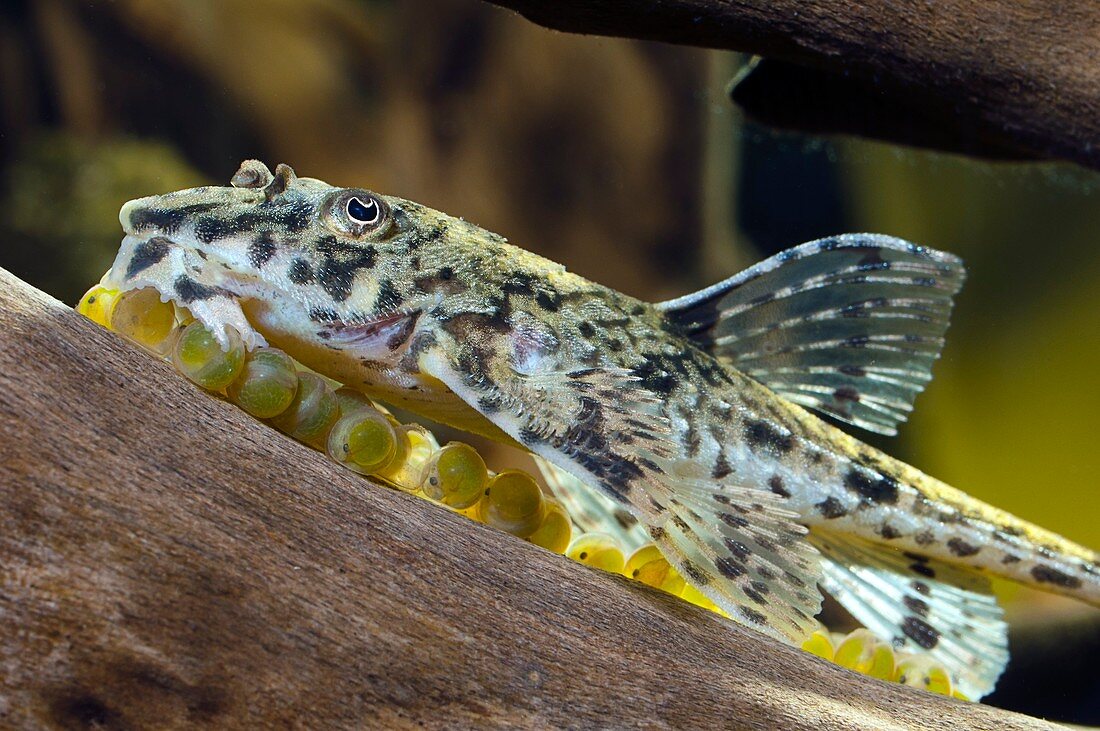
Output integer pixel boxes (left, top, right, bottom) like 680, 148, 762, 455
347, 196, 378, 224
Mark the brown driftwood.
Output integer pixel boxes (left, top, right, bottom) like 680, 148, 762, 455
483, 0, 1100, 169
0, 268, 1064, 729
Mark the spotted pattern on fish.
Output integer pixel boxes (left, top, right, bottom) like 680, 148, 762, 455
102, 160, 1100, 664
126, 237, 171, 278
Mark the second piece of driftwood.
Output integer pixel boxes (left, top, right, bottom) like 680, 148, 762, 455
0, 267, 1065, 729
485, 0, 1100, 169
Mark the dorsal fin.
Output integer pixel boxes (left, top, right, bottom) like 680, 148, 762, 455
657, 234, 965, 435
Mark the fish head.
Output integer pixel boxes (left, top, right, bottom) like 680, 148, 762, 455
114, 160, 493, 360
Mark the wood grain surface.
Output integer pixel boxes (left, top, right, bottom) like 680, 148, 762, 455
484, 0, 1100, 170
0, 268, 1064, 729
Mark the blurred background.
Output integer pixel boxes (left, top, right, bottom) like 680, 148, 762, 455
1, 0, 1096, 720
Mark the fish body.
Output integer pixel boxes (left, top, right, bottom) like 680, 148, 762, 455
106, 161, 1098, 699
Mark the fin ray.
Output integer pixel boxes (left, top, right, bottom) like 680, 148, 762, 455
653, 480, 823, 642
657, 234, 965, 435
810, 530, 1008, 700
534, 456, 650, 553
419, 346, 823, 644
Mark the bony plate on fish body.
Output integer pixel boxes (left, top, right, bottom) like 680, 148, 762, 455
86, 160, 1100, 702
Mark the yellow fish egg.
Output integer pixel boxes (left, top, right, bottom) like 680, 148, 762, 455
269, 371, 340, 448
171, 321, 245, 392
833, 629, 889, 676
76, 283, 121, 328
527, 500, 573, 554
372, 425, 424, 491
624, 544, 685, 595
374, 425, 437, 492
477, 470, 546, 538
801, 630, 835, 662
333, 386, 375, 415
624, 544, 663, 575
226, 348, 299, 419
111, 287, 178, 355
327, 407, 397, 475
895, 655, 955, 697
568, 533, 625, 574
421, 442, 489, 509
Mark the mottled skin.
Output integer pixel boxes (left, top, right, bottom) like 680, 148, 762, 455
108, 162, 1099, 654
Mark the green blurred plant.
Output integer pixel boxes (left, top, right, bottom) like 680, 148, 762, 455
0, 133, 204, 303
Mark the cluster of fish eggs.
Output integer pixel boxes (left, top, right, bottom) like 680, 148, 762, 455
78, 284, 576, 551
77, 282, 964, 699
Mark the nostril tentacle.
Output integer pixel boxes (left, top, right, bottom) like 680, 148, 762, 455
263, 164, 297, 201
231, 159, 274, 189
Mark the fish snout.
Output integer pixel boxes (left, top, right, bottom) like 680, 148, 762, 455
119, 195, 159, 236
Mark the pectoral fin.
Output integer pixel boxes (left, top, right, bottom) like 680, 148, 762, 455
419, 345, 823, 644
418, 347, 674, 508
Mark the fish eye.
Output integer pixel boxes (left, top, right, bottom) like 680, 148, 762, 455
346, 195, 381, 226
325, 190, 390, 238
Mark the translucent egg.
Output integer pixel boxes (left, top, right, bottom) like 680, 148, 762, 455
370, 425, 412, 489
925, 666, 954, 696
76, 283, 120, 328
405, 424, 439, 464
327, 407, 397, 475
420, 442, 488, 509
334, 386, 375, 415
374, 425, 438, 491
226, 348, 299, 418
568, 533, 625, 573
269, 371, 340, 448
833, 629, 895, 680
801, 630, 835, 661
895, 656, 954, 696
624, 544, 663, 575
111, 288, 178, 355
624, 544, 686, 594
866, 644, 897, 681
171, 321, 246, 391
368, 399, 401, 427
477, 470, 546, 537
527, 499, 573, 554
